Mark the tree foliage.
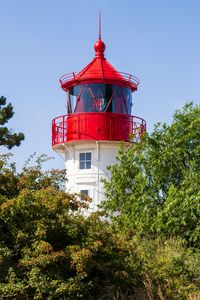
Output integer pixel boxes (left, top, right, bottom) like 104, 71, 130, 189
0, 155, 143, 299
102, 102, 200, 247
0, 96, 24, 149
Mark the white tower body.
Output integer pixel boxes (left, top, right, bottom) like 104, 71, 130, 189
63, 141, 122, 210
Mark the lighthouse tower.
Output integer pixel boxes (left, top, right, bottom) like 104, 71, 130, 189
52, 22, 146, 210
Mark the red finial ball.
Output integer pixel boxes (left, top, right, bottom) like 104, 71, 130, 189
94, 39, 106, 57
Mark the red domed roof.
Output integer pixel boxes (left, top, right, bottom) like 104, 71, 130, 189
60, 37, 139, 92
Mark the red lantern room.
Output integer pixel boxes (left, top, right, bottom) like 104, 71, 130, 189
52, 26, 146, 148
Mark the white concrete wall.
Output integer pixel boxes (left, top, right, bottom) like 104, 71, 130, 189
63, 141, 121, 210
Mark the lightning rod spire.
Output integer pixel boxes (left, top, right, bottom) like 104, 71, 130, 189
98, 11, 101, 39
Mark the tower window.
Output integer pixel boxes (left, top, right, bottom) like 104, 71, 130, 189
79, 152, 91, 169
80, 190, 89, 196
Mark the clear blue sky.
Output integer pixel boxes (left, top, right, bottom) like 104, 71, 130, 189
0, 0, 199, 170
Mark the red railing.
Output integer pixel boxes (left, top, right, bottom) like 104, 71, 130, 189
59, 71, 139, 87
52, 113, 146, 146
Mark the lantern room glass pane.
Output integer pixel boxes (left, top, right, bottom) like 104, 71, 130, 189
112, 86, 125, 114
69, 85, 82, 113
69, 94, 76, 114
122, 87, 132, 114
89, 83, 112, 112
112, 86, 132, 114
69, 83, 132, 114
78, 85, 94, 112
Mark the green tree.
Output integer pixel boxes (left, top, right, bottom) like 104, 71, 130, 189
0, 154, 199, 299
128, 236, 200, 300
102, 103, 200, 247
0, 96, 24, 149
0, 155, 143, 299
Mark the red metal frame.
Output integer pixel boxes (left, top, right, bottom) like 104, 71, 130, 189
52, 112, 146, 146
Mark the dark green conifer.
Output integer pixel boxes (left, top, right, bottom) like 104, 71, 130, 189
0, 96, 24, 148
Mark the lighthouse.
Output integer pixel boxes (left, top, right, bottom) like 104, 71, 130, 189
52, 21, 146, 211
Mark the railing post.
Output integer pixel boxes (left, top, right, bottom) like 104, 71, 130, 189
62, 116, 64, 143
52, 120, 54, 146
